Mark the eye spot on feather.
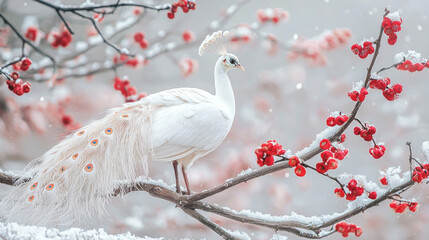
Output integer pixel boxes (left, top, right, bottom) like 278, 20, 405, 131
28, 195, 34, 202
30, 182, 38, 190
59, 166, 66, 173
121, 114, 129, 118
90, 139, 98, 146
105, 128, 113, 135
46, 183, 54, 191
72, 153, 79, 160
84, 164, 94, 172
77, 131, 85, 136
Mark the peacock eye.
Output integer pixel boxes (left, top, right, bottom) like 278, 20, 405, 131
230, 59, 236, 64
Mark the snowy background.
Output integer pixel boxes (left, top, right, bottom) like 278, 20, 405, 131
1, 0, 429, 239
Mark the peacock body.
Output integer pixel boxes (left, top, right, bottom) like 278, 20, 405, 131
0, 30, 243, 226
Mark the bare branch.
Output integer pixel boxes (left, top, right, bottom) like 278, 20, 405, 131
180, 207, 239, 240
0, 12, 56, 67
33, 0, 171, 13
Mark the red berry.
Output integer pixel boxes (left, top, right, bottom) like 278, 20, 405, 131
319, 139, 331, 150
368, 191, 377, 199
389, 201, 398, 210
351, 44, 361, 55
392, 83, 402, 94
20, 58, 32, 71
22, 83, 31, 93
25, 27, 38, 41
346, 193, 356, 201
355, 227, 363, 237
353, 126, 361, 135
320, 150, 333, 162
335, 115, 347, 126
326, 116, 336, 127
294, 164, 306, 177
339, 134, 346, 143
11, 72, 19, 80
288, 156, 300, 167
62, 115, 73, 125
134, 32, 145, 42
358, 87, 368, 102
409, 202, 419, 212
380, 176, 388, 185
265, 155, 274, 166
327, 158, 338, 170
182, 30, 195, 43
348, 91, 359, 101
367, 126, 376, 135
139, 39, 149, 49
167, 12, 175, 19
334, 188, 345, 198
395, 203, 408, 213
347, 179, 357, 190
316, 162, 328, 173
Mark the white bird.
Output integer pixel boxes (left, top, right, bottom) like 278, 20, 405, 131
0, 30, 243, 225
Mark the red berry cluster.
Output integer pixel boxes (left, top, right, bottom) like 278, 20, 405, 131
382, 14, 402, 45
353, 124, 376, 142
351, 41, 374, 59
25, 27, 38, 42
326, 114, 349, 127
228, 25, 252, 43
288, 28, 351, 66
396, 59, 428, 72
335, 179, 374, 201
256, 8, 289, 24
14, 58, 32, 71
50, 28, 72, 48
317, 147, 348, 174
182, 30, 195, 43
369, 77, 402, 101
167, 0, 196, 19
348, 87, 368, 102
369, 144, 386, 159
255, 140, 286, 167
412, 164, 429, 183
134, 32, 149, 49
6, 74, 31, 96
7, 58, 32, 96
288, 156, 306, 177
389, 201, 419, 213
113, 77, 146, 102
335, 222, 363, 238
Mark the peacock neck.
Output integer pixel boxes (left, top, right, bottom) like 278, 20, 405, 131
214, 58, 235, 119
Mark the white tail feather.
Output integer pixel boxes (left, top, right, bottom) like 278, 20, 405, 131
0, 101, 157, 226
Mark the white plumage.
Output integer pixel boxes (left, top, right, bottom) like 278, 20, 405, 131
0, 30, 243, 226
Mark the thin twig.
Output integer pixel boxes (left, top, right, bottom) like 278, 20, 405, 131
0, 12, 56, 66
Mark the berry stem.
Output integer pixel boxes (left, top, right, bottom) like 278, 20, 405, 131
376, 58, 405, 74
300, 162, 346, 194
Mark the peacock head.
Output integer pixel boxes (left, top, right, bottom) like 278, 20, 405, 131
221, 53, 244, 71
199, 30, 244, 71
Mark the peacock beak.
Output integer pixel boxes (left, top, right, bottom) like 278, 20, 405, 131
237, 64, 245, 71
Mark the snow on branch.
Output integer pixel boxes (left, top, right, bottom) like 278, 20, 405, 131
0, 222, 155, 240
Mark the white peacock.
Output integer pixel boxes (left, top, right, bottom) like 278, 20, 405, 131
0, 30, 243, 225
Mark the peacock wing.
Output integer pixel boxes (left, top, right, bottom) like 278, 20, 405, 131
149, 88, 232, 163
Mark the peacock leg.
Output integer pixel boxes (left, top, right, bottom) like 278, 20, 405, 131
181, 166, 191, 195
172, 160, 180, 194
